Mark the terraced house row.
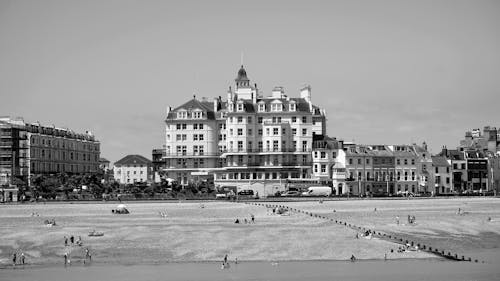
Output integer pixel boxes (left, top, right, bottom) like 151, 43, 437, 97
158, 66, 499, 197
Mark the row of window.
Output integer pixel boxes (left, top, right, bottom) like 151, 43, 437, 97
314, 151, 337, 159
31, 148, 98, 162
229, 115, 309, 124
227, 127, 308, 136
216, 171, 308, 180
31, 162, 97, 173
348, 158, 416, 165
348, 170, 417, 181
31, 137, 99, 151
172, 145, 205, 155
314, 164, 328, 173
228, 140, 309, 152
177, 111, 204, 119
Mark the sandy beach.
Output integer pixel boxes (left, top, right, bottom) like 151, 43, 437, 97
0, 198, 499, 268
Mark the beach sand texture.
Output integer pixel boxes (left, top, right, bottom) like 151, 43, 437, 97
1, 198, 499, 267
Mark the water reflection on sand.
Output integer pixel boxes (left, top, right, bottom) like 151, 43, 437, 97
3, 259, 500, 281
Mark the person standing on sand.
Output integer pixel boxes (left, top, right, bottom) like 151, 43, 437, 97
64, 253, 68, 266
64, 236, 68, 246
21, 252, 25, 265
396, 215, 399, 225
224, 254, 228, 264
12, 252, 16, 267
251, 214, 255, 223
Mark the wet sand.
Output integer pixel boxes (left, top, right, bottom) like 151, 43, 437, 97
3, 259, 499, 281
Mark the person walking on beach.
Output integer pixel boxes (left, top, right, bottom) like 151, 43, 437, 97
70, 235, 74, 244
251, 214, 255, 223
224, 254, 228, 264
396, 215, 400, 225
64, 236, 68, 246
21, 252, 25, 265
64, 253, 68, 266
12, 252, 16, 267
350, 254, 356, 262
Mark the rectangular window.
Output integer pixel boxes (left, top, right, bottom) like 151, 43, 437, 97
266, 128, 270, 135
292, 128, 297, 135
193, 124, 198, 130
302, 128, 307, 136
237, 128, 243, 136
199, 134, 204, 141
193, 135, 198, 141
247, 116, 252, 123
182, 124, 187, 130
349, 158, 353, 165
258, 129, 263, 135
248, 129, 252, 136
258, 141, 263, 151
321, 164, 326, 173
314, 164, 318, 173
292, 116, 297, 123
199, 146, 204, 155
176, 134, 181, 141
302, 116, 307, 123
302, 141, 307, 151
238, 141, 243, 151
273, 128, 279, 135
321, 152, 326, 159
199, 124, 203, 129
237, 116, 243, 123
237, 104, 244, 111
258, 117, 263, 123
366, 158, 370, 164
273, 141, 279, 151
357, 159, 361, 165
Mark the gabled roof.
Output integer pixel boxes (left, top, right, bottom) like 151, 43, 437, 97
114, 155, 152, 166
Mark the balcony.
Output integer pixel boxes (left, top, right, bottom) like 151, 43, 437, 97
225, 161, 312, 168
262, 121, 290, 125
163, 152, 221, 158
0, 141, 13, 147
223, 148, 311, 154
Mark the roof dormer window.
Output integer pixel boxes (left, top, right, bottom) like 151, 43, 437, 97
258, 103, 266, 112
177, 111, 187, 119
271, 103, 282, 112
192, 111, 203, 119
237, 103, 244, 112
289, 102, 296, 112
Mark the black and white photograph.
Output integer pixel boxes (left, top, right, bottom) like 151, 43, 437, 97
0, 0, 499, 280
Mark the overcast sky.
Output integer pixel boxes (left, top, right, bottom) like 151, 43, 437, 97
1, 0, 499, 163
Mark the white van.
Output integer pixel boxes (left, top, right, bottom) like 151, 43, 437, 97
301, 186, 332, 197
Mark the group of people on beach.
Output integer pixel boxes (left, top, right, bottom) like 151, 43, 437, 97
64, 235, 83, 247
64, 247, 91, 266
394, 215, 416, 225
234, 214, 255, 224
12, 252, 26, 267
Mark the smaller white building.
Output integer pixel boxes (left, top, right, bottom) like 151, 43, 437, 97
113, 155, 152, 184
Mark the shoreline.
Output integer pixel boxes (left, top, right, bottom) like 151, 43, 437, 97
0, 256, 448, 270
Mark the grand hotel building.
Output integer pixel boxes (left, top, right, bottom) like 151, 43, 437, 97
164, 66, 327, 192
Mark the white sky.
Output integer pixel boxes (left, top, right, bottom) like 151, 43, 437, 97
1, 0, 499, 163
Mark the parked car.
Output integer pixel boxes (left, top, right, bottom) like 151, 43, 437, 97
281, 191, 301, 197
237, 189, 254, 196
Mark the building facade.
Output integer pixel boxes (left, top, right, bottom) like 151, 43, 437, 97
113, 155, 152, 184
163, 66, 327, 195
0, 117, 100, 186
